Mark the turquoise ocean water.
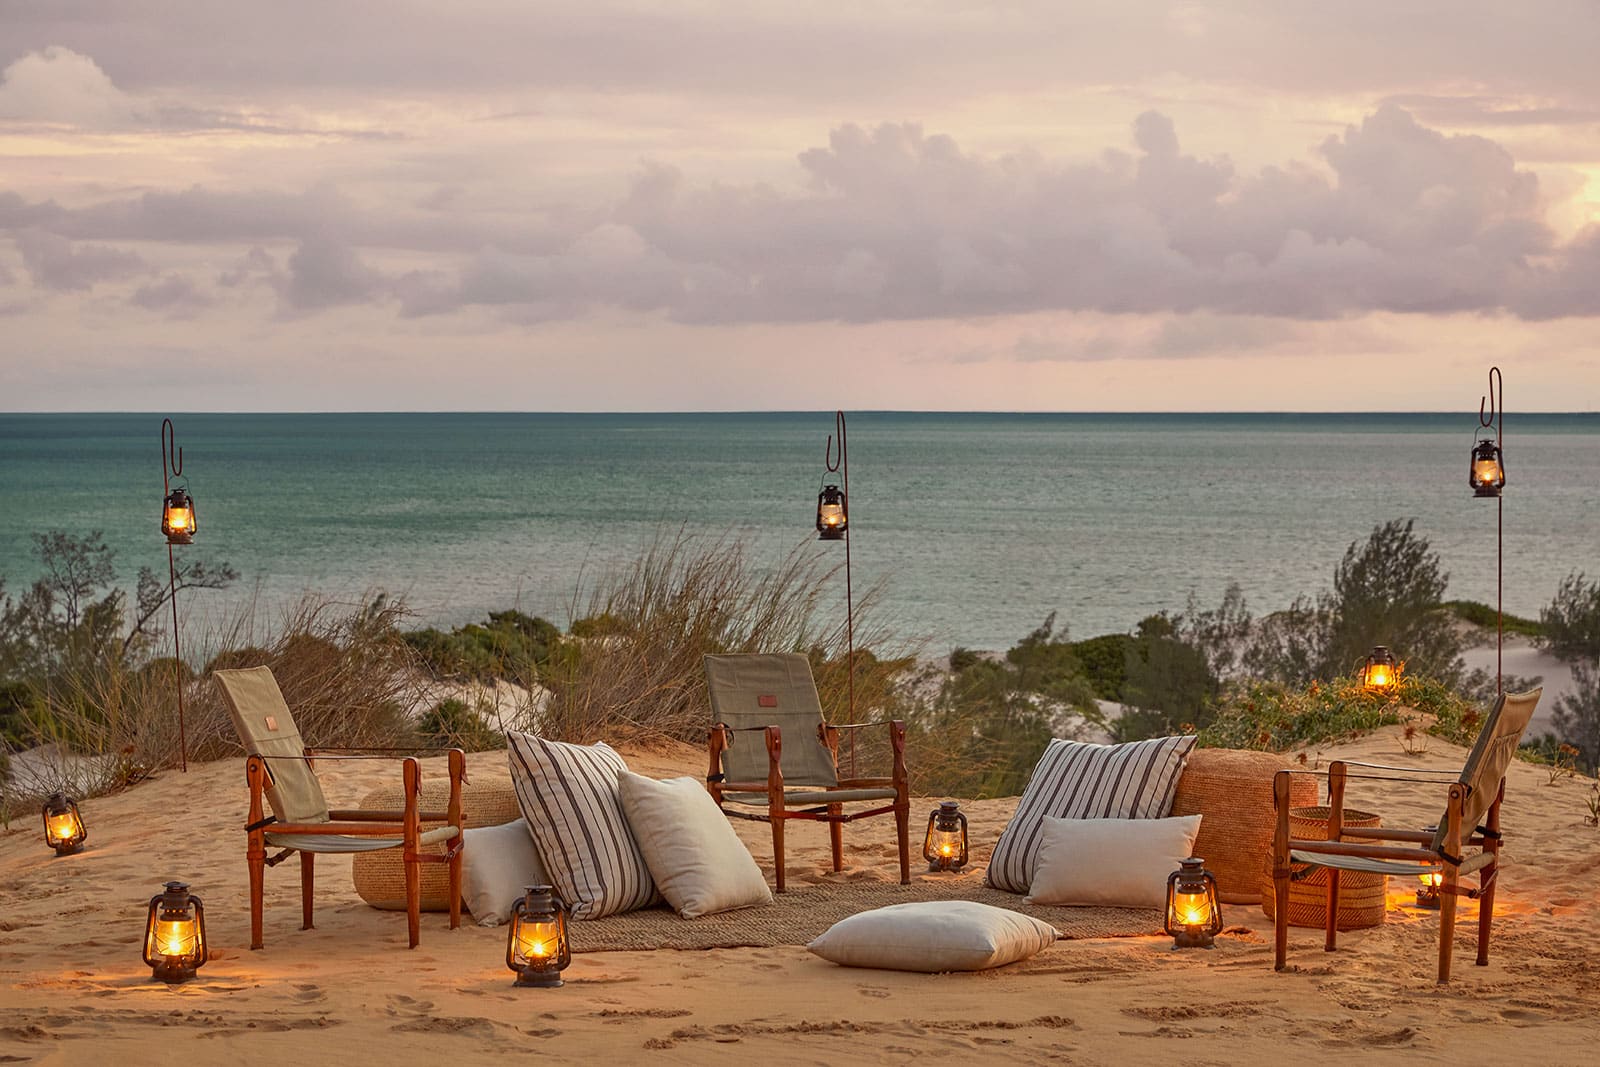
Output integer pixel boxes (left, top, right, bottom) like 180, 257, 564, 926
1, 412, 1595, 652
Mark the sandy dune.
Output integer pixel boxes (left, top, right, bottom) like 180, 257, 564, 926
2, 731, 1597, 1064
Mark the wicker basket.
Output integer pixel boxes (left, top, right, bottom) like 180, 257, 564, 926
351, 778, 521, 912
1259, 806, 1387, 930
1169, 749, 1319, 904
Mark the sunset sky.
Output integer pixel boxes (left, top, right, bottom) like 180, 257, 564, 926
3, 1, 1598, 411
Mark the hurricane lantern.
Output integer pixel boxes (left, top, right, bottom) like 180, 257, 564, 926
1164, 857, 1223, 949
922, 800, 970, 872
816, 483, 847, 540
1469, 437, 1504, 499
161, 485, 196, 545
42, 792, 86, 855
1360, 646, 1399, 691
1417, 870, 1443, 909
506, 885, 570, 988
143, 881, 207, 983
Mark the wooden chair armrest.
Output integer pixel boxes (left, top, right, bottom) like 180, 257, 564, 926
1287, 839, 1438, 863
835, 777, 893, 788
718, 781, 775, 793
327, 809, 452, 822
265, 821, 409, 836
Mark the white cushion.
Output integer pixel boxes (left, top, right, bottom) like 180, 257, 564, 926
807, 901, 1058, 972
506, 733, 661, 920
460, 818, 549, 926
617, 772, 773, 918
1025, 815, 1203, 908
986, 734, 1196, 894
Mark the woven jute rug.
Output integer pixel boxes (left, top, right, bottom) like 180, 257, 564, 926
568, 878, 1163, 953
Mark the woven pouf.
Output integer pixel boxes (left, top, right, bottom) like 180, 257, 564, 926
1169, 748, 1318, 904
1260, 806, 1387, 930
352, 777, 521, 912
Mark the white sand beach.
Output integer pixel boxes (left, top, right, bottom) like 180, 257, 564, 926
2, 727, 1596, 1064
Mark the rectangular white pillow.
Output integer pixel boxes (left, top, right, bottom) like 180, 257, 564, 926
808, 901, 1058, 972
1025, 814, 1202, 908
986, 734, 1196, 894
507, 733, 661, 920
617, 772, 773, 918
461, 818, 549, 926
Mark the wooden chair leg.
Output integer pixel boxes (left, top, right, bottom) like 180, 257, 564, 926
828, 803, 843, 873
448, 844, 464, 931
300, 850, 315, 930
1272, 770, 1291, 971
248, 839, 266, 950
771, 816, 787, 894
1324, 868, 1341, 952
1438, 784, 1464, 983
894, 801, 910, 886
405, 853, 421, 949
1477, 780, 1504, 967
403, 757, 422, 949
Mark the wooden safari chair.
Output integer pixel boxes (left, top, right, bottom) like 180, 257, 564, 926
1271, 687, 1542, 983
213, 666, 466, 949
704, 653, 910, 892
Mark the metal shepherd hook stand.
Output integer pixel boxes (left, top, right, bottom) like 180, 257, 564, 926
161, 418, 191, 772
819, 411, 855, 733
1475, 367, 1505, 695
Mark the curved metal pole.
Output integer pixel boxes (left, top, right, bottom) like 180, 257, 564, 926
1480, 368, 1503, 695
162, 417, 188, 772
826, 411, 854, 724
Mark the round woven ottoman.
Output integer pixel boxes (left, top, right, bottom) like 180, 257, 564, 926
1168, 748, 1318, 905
352, 776, 521, 912
1260, 806, 1386, 930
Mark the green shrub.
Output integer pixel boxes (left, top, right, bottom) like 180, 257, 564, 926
1444, 600, 1543, 638
418, 697, 504, 751
1538, 572, 1600, 663
1199, 672, 1484, 753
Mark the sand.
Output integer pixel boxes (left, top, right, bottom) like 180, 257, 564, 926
3, 731, 1597, 1064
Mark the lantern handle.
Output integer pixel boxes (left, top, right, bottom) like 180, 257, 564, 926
161, 417, 184, 495
1478, 366, 1502, 443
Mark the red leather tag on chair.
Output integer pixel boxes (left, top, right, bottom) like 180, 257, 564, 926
758, 695, 777, 708
265, 716, 279, 731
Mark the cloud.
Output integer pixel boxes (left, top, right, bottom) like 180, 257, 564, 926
15, 229, 146, 290
131, 273, 211, 315
3, 106, 1598, 323
0, 46, 138, 126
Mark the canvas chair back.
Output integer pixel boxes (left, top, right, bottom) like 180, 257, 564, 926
705, 653, 839, 788
1430, 686, 1541, 853
214, 666, 331, 824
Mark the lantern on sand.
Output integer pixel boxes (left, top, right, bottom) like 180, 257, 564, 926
1417, 870, 1443, 909
1360, 646, 1399, 692
922, 800, 969, 872
1164, 857, 1223, 949
143, 881, 207, 983
42, 792, 86, 855
506, 885, 570, 988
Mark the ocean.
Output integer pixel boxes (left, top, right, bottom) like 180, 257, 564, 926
1, 412, 1595, 653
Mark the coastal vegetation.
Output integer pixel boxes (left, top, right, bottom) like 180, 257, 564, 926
2, 518, 1596, 807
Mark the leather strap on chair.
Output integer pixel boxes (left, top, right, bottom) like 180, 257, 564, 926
245, 815, 278, 833
264, 847, 296, 868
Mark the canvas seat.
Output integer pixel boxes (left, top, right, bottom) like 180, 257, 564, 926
214, 665, 467, 949
704, 653, 911, 892
1271, 687, 1541, 983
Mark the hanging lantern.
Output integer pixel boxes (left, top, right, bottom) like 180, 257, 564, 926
1469, 437, 1504, 498
922, 800, 969, 872
143, 881, 208, 983
1164, 857, 1223, 949
42, 792, 87, 856
1360, 646, 1399, 691
506, 885, 570, 988
161, 485, 196, 545
816, 483, 847, 540
1416, 870, 1443, 909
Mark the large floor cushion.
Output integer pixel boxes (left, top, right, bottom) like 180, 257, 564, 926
507, 734, 661, 920
986, 735, 1196, 894
808, 901, 1058, 972
1169, 748, 1319, 904
353, 777, 520, 911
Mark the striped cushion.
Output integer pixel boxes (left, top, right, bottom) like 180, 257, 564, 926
984, 735, 1197, 894
506, 733, 661, 920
